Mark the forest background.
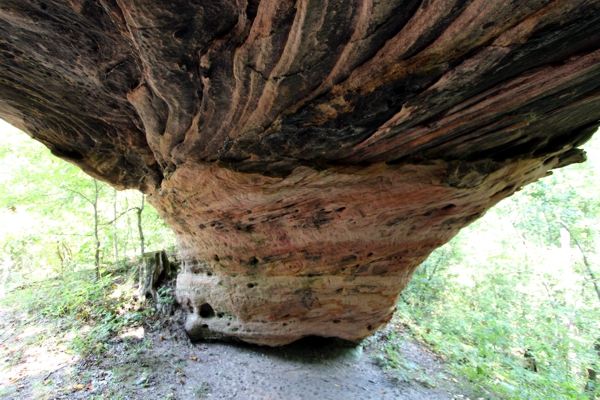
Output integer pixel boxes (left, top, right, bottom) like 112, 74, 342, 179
0, 119, 598, 399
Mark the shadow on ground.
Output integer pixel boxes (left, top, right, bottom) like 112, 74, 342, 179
1, 301, 482, 400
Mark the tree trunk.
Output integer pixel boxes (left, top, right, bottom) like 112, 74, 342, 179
559, 224, 600, 394
1, 256, 11, 298
113, 189, 119, 265
560, 223, 600, 304
136, 194, 145, 260
585, 338, 600, 394
124, 194, 131, 260
2, 0, 600, 345
56, 241, 64, 270
93, 179, 100, 281
138, 250, 170, 303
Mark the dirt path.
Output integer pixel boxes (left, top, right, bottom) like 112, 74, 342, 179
0, 306, 480, 399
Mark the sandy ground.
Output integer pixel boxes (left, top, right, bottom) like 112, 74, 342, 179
0, 302, 481, 400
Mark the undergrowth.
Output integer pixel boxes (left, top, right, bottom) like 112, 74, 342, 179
0, 266, 160, 357
390, 241, 600, 400
373, 330, 438, 389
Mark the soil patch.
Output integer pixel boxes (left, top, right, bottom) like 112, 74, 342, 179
0, 287, 481, 399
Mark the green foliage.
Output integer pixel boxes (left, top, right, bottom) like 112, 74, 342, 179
394, 134, 600, 399
0, 121, 176, 290
0, 268, 152, 357
157, 285, 175, 305
0, 120, 177, 356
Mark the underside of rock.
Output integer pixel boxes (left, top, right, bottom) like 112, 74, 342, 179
1, 0, 600, 345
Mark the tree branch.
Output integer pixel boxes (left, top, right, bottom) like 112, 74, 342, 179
559, 222, 600, 305
98, 207, 139, 228
63, 187, 93, 205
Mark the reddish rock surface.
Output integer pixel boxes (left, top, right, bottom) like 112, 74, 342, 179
1, 0, 600, 345
161, 157, 559, 345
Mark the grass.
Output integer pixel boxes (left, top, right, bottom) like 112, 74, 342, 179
0, 265, 159, 358
383, 247, 600, 400
0, 260, 179, 399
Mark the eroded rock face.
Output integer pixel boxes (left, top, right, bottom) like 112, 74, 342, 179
2, 0, 600, 345
151, 156, 560, 345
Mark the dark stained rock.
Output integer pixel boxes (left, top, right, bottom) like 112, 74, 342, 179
1, 0, 599, 345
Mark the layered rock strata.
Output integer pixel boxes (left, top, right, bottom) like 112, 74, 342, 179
154, 156, 562, 345
1, 0, 600, 345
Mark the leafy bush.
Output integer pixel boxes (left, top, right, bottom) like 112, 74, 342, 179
394, 134, 600, 399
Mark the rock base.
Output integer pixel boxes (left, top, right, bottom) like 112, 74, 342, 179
148, 156, 559, 346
